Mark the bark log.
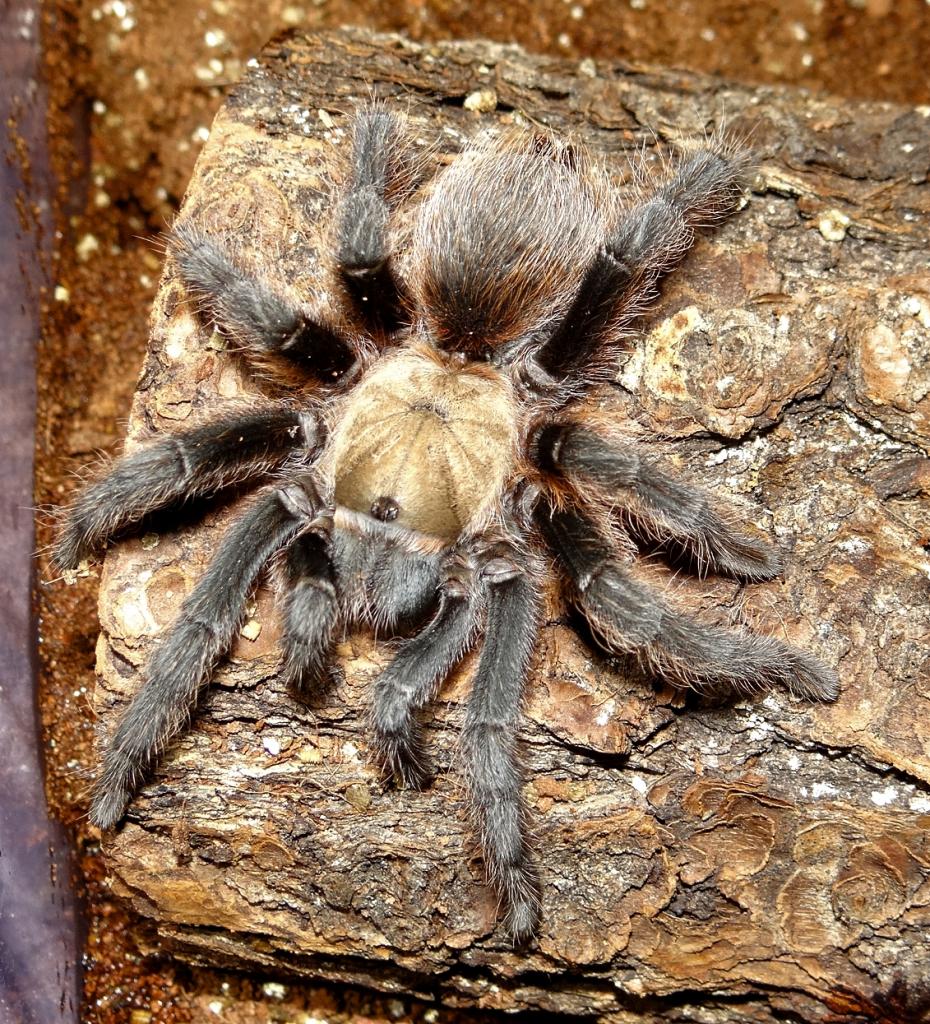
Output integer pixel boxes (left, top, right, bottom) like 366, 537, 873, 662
91, 27, 930, 1022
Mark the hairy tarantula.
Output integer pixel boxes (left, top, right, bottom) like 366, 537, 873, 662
55, 104, 838, 942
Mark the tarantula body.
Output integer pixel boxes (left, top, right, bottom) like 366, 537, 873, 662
327, 347, 519, 543
56, 105, 838, 942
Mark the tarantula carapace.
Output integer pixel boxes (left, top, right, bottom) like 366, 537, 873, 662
55, 105, 838, 941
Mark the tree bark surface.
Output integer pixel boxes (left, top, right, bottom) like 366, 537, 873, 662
91, 27, 930, 1022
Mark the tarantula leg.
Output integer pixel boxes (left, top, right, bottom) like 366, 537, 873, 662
532, 248, 636, 384
54, 408, 320, 570
367, 540, 444, 633
370, 564, 479, 789
533, 141, 748, 385
534, 423, 780, 582
461, 548, 541, 943
335, 106, 418, 332
279, 527, 338, 693
89, 476, 326, 828
536, 499, 839, 702
171, 222, 356, 382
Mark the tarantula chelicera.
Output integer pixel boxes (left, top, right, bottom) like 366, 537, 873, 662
56, 104, 838, 941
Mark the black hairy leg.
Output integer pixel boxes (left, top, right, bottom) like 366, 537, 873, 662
536, 498, 839, 702
370, 560, 479, 788
533, 142, 748, 387
535, 423, 781, 582
367, 538, 542, 936
279, 527, 338, 694
171, 222, 356, 382
365, 536, 444, 633
328, 529, 442, 632
335, 106, 419, 332
531, 247, 634, 386
460, 544, 541, 943
54, 407, 319, 571
89, 476, 328, 828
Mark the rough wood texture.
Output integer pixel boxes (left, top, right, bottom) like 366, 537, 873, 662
91, 28, 930, 1022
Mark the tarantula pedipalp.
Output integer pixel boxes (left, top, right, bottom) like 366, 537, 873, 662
55, 104, 838, 942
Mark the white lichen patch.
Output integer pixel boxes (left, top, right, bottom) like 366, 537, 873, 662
217, 362, 244, 398
618, 344, 644, 392
639, 303, 786, 436
595, 698, 616, 727
901, 293, 930, 329
115, 586, 158, 638
163, 312, 198, 360
463, 88, 498, 112
240, 618, 262, 641
870, 785, 898, 807
340, 740, 363, 764
262, 735, 280, 756
703, 434, 769, 480
637, 305, 707, 393
817, 209, 850, 241
837, 536, 871, 555
871, 326, 912, 381
652, 304, 709, 348
811, 781, 839, 799
857, 320, 919, 415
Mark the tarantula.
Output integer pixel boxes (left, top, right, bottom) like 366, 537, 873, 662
55, 104, 838, 942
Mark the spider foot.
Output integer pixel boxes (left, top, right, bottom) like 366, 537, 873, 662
499, 860, 542, 945
279, 652, 331, 698
88, 766, 133, 830
783, 648, 840, 703
371, 728, 433, 790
